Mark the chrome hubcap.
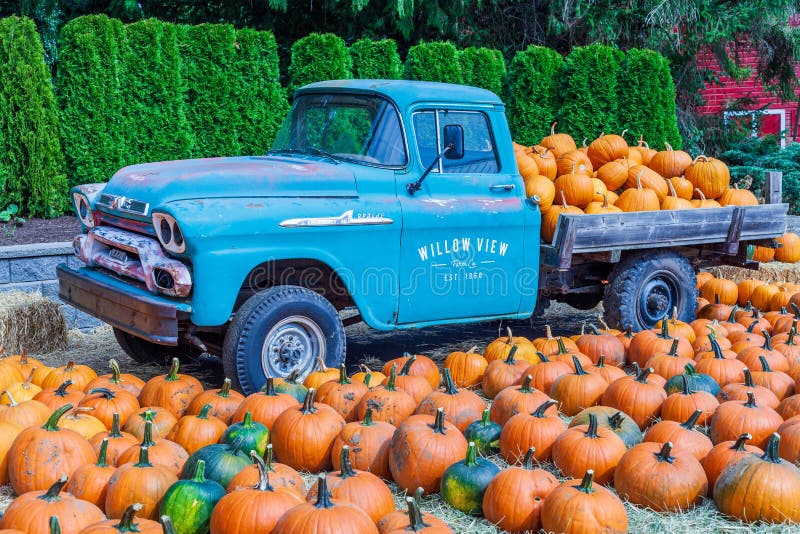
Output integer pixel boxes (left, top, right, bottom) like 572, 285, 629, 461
261, 315, 325, 379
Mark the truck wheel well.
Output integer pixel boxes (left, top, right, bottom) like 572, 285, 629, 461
235, 259, 355, 313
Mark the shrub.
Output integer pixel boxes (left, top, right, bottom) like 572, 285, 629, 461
288, 33, 352, 93
507, 45, 564, 145
404, 41, 462, 84
459, 47, 506, 95
57, 14, 127, 185
722, 139, 800, 214
121, 18, 192, 165
559, 43, 625, 143
179, 23, 241, 157
617, 48, 682, 149
349, 38, 402, 79
0, 16, 68, 217
232, 28, 289, 153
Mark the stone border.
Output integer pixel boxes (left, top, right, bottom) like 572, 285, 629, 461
0, 241, 101, 330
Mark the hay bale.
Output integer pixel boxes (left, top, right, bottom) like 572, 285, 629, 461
708, 263, 800, 285
0, 291, 67, 354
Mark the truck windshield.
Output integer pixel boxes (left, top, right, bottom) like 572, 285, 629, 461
271, 93, 407, 168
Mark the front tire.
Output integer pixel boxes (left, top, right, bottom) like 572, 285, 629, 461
222, 285, 346, 395
603, 250, 697, 332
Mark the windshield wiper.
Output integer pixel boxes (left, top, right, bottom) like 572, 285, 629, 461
269, 147, 340, 164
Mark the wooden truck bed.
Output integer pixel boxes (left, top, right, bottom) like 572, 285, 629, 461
541, 203, 789, 269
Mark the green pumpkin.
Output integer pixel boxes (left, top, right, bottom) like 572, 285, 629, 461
569, 406, 642, 448
463, 409, 501, 455
273, 370, 308, 403
664, 363, 720, 397
180, 437, 250, 488
440, 441, 500, 515
221, 411, 269, 456
161, 460, 225, 534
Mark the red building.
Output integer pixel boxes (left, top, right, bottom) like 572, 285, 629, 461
697, 14, 800, 145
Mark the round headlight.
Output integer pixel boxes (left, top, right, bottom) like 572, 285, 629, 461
153, 213, 186, 254
72, 192, 94, 228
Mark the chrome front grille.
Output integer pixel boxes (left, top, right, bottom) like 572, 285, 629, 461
97, 194, 150, 217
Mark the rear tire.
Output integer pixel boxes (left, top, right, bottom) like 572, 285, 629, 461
603, 250, 697, 332
113, 328, 187, 364
223, 285, 346, 395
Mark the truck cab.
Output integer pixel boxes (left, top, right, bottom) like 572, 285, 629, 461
58, 80, 541, 394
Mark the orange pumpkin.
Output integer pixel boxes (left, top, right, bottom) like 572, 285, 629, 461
64, 438, 116, 509
719, 184, 758, 206
690, 188, 722, 208
661, 180, 694, 210
524, 174, 555, 210
775, 232, 800, 263
529, 146, 557, 180
685, 155, 731, 199
709, 392, 783, 448
185, 378, 244, 424
647, 142, 693, 179
631, 136, 657, 165
540, 122, 577, 158
41, 360, 98, 391
331, 406, 395, 482
105, 445, 178, 520
668, 175, 694, 200
701, 278, 738, 306
541, 192, 583, 242
701, 433, 762, 492
83, 359, 145, 397
587, 133, 629, 168
596, 158, 634, 191
515, 152, 540, 180
231, 377, 299, 430
381, 353, 440, 390
415, 368, 485, 433
615, 170, 660, 212
626, 164, 668, 201
227, 443, 306, 496
539, 470, 628, 534
752, 244, 776, 263
554, 170, 594, 208
499, 399, 566, 463
138, 358, 203, 418
166, 403, 227, 454
443, 346, 487, 389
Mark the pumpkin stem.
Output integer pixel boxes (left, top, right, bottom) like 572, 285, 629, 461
587, 323, 601, 335
54, 380, 73, 397
363, 372, 372, 388
761, 433, 782, 464
763, 332, 773, 351
667, 179, 678, 198
556, 337, 570, 356
743, 368, 756, 388
96, 438, 109, 468
608, 411, 625, 430
727, 306, 739, 323
431, 407, 447, 434
165, 357, 180, 381
337, 363, 350, 385
362, 407, 375, 426
680, 374, 694, 395
314, 356, 328, 373
399, 354, 417, 376
732, 433, 752, 451
659, 316, 671, 339
585, 413, 599, 438
572, 355, 588, 376
744, 391, 758, 408
65, 360, 75, 372
791, 302, 800, 317
464, 441, 478, 467
545, 324, 553, 340
313, 473, 335, 509
710, 336, 725, 359
577, 470, 595, 494
116, 503, 144, 531
49, 516, 61, 534
655, 442, 675, 463
746, 320, 758, 333
680, 409, 703, 430
442, 368, 458, 395
43, 403, 72, 431
109, 358, 122, 383
635, 367, 654, 384
198, 403, 213, 419
110, 412, 123, 437
537, 351, 550, 363
480, 408, 491, 426
192, 459, 207, 483
522, 446, 537, 469
88, 387, 115, 399
250, 451, 274, 491
788, 326, 797, 346
623, 325, 633, 339
263, 444, 275, 470
160, 516, 177, 534
668, 338, 680, 356
3, 390, 16, 407
630, 363, 642, 376
503, 345, 519, 365
385, 364, 398, 391
759, 355, 773, 373
300, 388, 317, 414
339, 445, 357, 478
559, 190, 568, 209
264, 377, 281, 396
142, 420, 156, 447
713, 293, 720, 305
506, 326, 514, 344
519, 374, 534, 393
219, 378, 232, 398
39, 475, 68, 502
405, 495, 432, 531
533, 399, 558, 417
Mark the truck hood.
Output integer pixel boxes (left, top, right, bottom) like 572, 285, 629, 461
101, 155, 358, 206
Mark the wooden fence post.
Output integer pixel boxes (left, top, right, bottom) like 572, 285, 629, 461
764, 171, 782, 204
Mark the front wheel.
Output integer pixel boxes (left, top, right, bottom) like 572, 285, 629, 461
222, 285, 346, 395
603, 250, 697, 332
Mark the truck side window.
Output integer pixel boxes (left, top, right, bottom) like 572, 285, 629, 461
411, 110, 499, 173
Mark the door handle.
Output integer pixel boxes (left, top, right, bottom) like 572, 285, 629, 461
489, 184, 516, 192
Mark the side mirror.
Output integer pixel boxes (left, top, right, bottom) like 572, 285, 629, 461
442, 124, 464, 160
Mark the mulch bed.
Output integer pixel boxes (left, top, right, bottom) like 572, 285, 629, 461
0, 216, 80, 247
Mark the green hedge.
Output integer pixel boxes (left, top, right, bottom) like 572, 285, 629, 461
559, 44, 624, 142
350, 38, 402, 79
121, 19, 192, 165
617, 48, 682, 149
57, 15, 127, 186
232, 28, 289, 153
289, 33, 352, 93
405, 41, 462, 84
507, 45, 564, 145
179, 23, 242, 157
459, 47, 506, 95
0, 16, 67, 217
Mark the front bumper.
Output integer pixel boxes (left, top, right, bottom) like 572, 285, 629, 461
57, 263, 192, 345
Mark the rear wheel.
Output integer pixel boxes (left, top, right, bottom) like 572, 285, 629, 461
603, 250, 697, 332
222, 285, 346, 395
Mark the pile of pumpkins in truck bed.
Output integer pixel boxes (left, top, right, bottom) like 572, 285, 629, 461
514, 123, 761, 242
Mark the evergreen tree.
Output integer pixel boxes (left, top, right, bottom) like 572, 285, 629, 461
459, 46, 506, 95
288, 33, 352, 94
350, 38, 402, 79
507, 45, 564, 145
405, 41, 463, 84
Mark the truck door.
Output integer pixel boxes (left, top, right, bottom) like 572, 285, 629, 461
396, 107, 526, 324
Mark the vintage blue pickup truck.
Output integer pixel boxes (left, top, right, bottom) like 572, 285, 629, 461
58, 79, 788, 394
